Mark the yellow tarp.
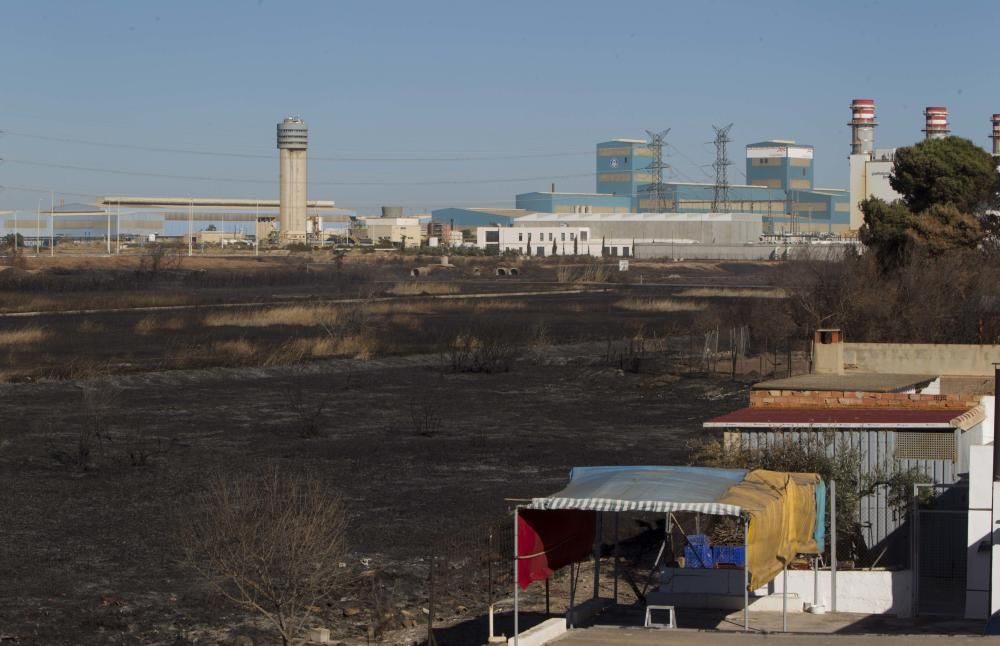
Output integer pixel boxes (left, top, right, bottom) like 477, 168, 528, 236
719, 469, 821, 590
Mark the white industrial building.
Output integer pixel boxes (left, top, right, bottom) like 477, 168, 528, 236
509, 211, 763, 244
476, 225, 649, 257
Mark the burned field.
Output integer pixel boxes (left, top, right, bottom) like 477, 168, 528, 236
0, 256, 779, 644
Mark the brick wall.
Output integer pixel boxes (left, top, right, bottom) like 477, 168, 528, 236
749, 389, 980, 410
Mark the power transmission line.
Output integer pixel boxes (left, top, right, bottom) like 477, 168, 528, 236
1, 157, 596, 186
0, 130, 592, 162
666, 143, 714, 180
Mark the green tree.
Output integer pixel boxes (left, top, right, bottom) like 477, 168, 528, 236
858, 198, 916, 269
890, 136, 999, 215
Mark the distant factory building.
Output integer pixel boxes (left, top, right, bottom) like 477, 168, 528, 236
434, 135, 850, 235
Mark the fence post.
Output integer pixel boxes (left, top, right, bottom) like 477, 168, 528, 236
427, 557, 438, 646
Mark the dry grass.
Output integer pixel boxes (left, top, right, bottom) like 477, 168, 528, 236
614, 298, 707, 313
1, 293, 195, 314
134, 316, 188, 335
264, 335, 376, 364
0, 326, 47, 345
203, 305, 340, 328
675, 287, 788, 299
370, 298, 525, 316
216, 338, 258, 361
77, 320, 105, 334
556, 262, 612, 284
386, 282, 460, 296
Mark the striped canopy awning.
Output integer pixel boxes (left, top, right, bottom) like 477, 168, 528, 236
522, 466, 824, 590
527, 466, 749, 515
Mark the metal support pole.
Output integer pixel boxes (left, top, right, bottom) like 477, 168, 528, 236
513, 506, 519, 646
782, 561, 788, 632
593, 513, 602, 600
188, 200, 193, 257
813, 556, 819, 607
613, 512, 620, 605
743, 514, 750, 631
830, 480, 837, 613
106, 207, 111, 255
569, 563, 577, 629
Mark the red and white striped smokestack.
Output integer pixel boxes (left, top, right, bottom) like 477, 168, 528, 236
991, 114, 1000, 158
849, 99, 877, 155
923, 106, 950, 140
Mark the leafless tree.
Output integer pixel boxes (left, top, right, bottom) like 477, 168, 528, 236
179, 468, 350, 646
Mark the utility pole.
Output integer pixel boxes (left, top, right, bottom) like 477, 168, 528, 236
645, 129, 670, 213
188, 199, 193, 257
49, 191, 54, 257
711, 124, 734, 213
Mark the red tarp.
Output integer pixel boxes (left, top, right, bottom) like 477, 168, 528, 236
517, 509, 595, 589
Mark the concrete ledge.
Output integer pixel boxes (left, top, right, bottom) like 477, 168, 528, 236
507, 617, 566, 646
750, 593, 802, 612
566, 597, 614, 627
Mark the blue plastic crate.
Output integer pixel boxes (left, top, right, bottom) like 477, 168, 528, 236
683, 534, 714, 568
712, 545, 746, 567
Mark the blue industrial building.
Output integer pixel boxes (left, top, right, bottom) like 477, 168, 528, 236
433, 137, 850, 233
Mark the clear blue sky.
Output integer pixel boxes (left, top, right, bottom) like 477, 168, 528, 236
2, 0, 998, 214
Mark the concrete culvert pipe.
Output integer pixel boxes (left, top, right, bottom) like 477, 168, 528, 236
411, 267, 432, 277
508, 267, 520, 277
495, 267, 508, 276
471, 267, 482, 276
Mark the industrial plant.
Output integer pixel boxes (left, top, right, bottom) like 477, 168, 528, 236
1, 101, 998, 255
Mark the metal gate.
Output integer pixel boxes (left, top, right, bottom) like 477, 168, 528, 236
912, 482, 968, 616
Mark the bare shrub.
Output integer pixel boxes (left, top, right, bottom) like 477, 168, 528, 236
49, 424, 102, 471
408, 393, 443, 438
555, 260, 611, 283
364, 572, 398, 644
445, 321, 519, 373
285, 377, 327, 438
179, 468, 350, 646
107, 424, 169, 468
138, 243, 182, 274
49, 386, 118, 470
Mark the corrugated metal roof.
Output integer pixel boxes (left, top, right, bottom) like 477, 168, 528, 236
705, 407, 969, 428
752, 373, 938, 393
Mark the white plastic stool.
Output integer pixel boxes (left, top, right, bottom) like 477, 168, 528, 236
644, 604, 677, 629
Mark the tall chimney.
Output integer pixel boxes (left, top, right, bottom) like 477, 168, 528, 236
849, 99, 877, 155
991, 114, 1000, 159
923, 106, 950, 140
